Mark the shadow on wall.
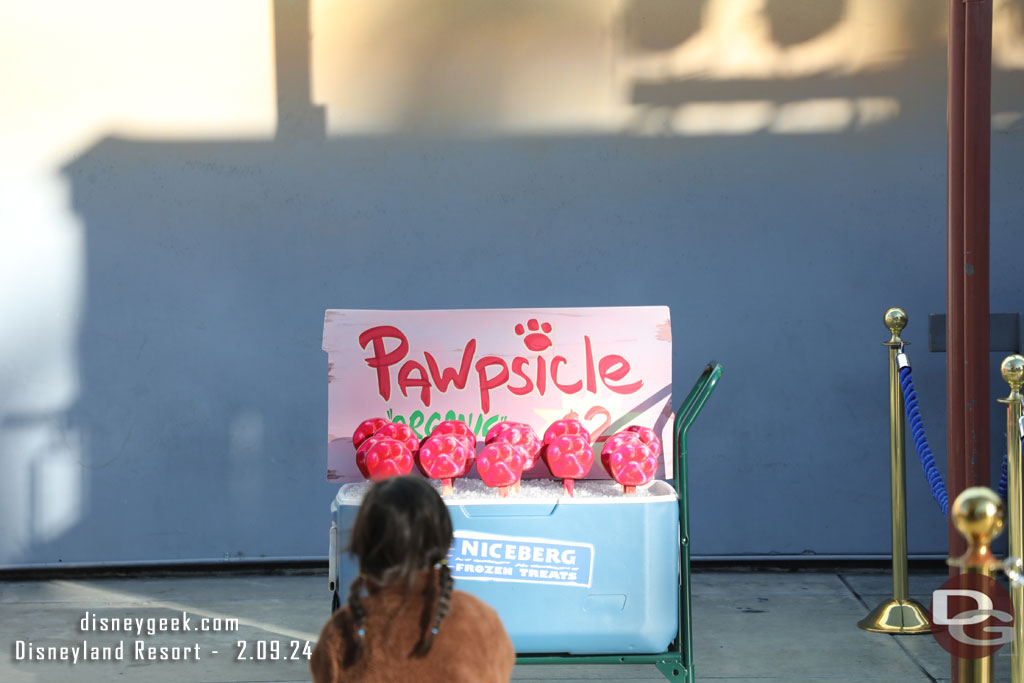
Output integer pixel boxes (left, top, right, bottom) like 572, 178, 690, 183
308, 0, 970, 134
623, 0, 850, 49
620, 0, 947, 135
5, 0, 1024, 566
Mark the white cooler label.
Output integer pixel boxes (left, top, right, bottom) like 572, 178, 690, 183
448, 530, 594, 588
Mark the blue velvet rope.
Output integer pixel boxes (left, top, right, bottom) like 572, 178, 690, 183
898, 363, 1012, 516
999, 448, 1009, 502
898, 364, 950, 516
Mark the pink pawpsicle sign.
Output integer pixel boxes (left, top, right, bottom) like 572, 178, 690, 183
322, 307, 674, 483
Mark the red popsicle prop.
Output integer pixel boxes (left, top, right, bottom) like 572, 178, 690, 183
417, 434, 472, 495
542, 419, 591, 470
371, 422, 424, 475
494, 424, 542, 493
361, 437, 415, 481
485, 420, 522, 444
600, 430, 643, 476
625, 425, 662, 459
432, 420, 475, 442
355, 434, 389, 478
493, 425, 541, 464
374, 422, 420, 453
352, 417, 389, 449
545, 433, 593, 497
476, 442, 526, 498
607, 440, 658, 494
543, 418, 591, 444
429, 420, 477, 477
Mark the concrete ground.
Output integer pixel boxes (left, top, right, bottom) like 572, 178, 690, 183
0, 568, 992, 682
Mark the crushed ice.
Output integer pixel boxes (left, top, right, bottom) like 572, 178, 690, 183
336, 478, 676, 504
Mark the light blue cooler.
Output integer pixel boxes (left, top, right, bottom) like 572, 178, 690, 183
330, 480, 679, 654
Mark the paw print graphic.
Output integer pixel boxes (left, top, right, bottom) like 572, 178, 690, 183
515, 319, 553, 352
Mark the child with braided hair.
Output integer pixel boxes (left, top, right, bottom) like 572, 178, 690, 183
310, 476, 515, 682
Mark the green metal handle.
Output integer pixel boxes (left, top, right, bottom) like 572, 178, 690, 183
673, 361, 723, 491
671, 360, 722, 678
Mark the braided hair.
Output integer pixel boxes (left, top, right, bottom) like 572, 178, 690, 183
410, 560, 454, 657
343, 476, 454, 665
340, 574, 366, 668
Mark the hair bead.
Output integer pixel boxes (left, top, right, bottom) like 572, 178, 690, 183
342, 573, 368, 668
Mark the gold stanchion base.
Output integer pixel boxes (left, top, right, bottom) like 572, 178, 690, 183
857, 598, 931, 634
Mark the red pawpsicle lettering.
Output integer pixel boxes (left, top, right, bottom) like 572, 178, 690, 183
358, 325, 643, 413
324, 307, 673, 484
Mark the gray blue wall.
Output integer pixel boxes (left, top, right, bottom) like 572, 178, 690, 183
2, 0, 1023, 566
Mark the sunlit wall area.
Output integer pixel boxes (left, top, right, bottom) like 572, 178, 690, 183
0, 0, 1022, 567
0, 1, 275, 566
311, 0, 621, 133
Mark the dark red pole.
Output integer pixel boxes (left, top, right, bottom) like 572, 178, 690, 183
947, 2, 966, 676
947, 2, 992, 681
961, 0, 992, 497
946, 0, 966, 577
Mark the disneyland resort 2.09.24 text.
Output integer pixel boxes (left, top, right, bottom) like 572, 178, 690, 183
14, 610, 245, 663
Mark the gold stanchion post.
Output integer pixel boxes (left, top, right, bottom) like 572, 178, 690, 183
859, 308, 931, 634
949, 487, 1005, 683
999, 355, 1024, 682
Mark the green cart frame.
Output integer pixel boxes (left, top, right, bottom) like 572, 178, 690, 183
513, 361, 723, 683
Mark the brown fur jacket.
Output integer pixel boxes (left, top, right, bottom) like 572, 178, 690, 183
310, 572, 515, 683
